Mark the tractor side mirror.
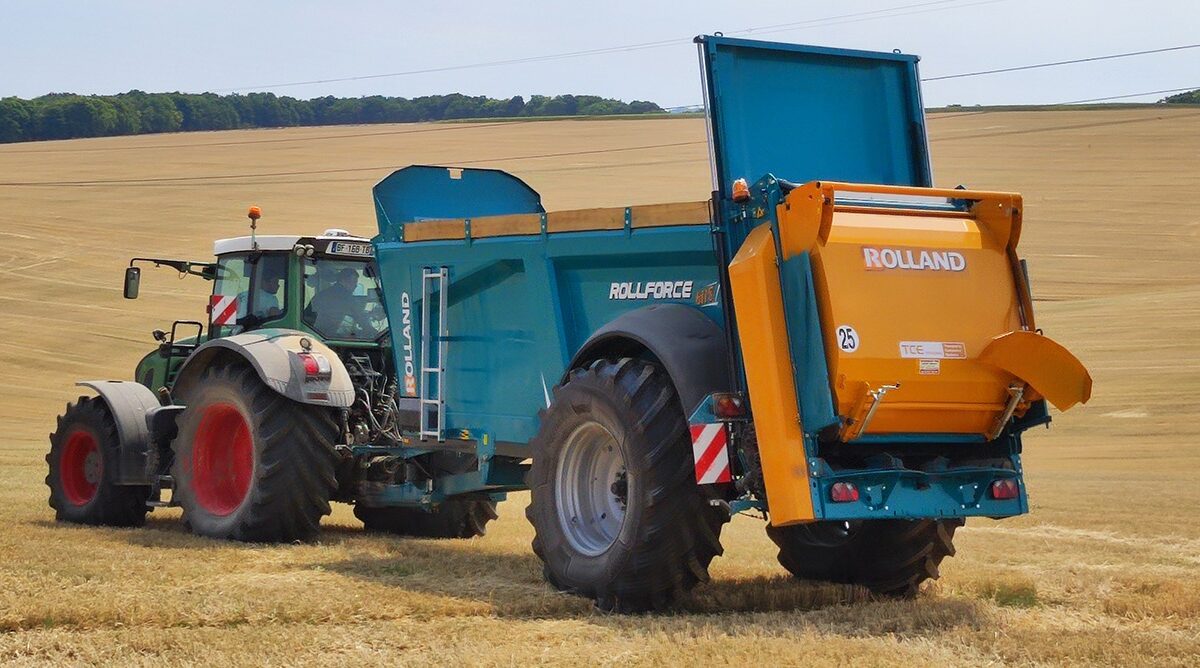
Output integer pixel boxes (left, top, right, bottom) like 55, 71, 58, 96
123, 266, 141, 299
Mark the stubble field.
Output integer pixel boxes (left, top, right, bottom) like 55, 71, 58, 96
0, 107, 1198, 665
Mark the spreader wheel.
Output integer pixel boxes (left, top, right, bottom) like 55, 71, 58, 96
527, 358, 729, 613
172, 362, 339, 542
767, 518, 963, 597
46, 396, 150, 526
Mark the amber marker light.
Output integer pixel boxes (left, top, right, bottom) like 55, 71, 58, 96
731, 178, 750, 203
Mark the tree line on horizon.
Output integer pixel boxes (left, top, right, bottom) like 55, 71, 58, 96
0, 91, 665, 144
1160, 89, 1200, 104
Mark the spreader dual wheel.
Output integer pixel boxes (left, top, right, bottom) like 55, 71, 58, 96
527, 358, 728, 613
766, 518, 963, 597
46, 397, 150, 526
172, 362, 339, 542
355, 452, 499, 538
355, 498, 498, 538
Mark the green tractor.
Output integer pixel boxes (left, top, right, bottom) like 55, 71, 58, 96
46, 209, 497, 541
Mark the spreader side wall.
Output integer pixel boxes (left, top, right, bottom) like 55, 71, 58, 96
373, 226, 719, 447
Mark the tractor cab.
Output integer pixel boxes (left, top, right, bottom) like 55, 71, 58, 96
126, 220, 388, 394
207, 230, 388, 342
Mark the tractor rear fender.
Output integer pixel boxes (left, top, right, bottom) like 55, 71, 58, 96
566, 304, 730, 416
75, 380, 161, 485
171, 329, 355, 409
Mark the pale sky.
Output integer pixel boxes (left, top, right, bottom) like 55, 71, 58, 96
2, 0, 1198, 107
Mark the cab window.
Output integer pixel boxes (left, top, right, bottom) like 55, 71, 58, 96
243, 254, 287, 325
302, 259, 388, 340
211, 253, 288, 336
212, 255, 249, 337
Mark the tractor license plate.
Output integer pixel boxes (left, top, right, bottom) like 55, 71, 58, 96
329, 241, 372, 257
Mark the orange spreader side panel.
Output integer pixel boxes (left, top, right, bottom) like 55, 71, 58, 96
728, 225, 815, 525
813, 211, 1025, 436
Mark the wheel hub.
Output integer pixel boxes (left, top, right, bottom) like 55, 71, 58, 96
191, 402, 254, 516
83, 450, 102, 485
555, 422, 628, 556
60, 429, 101, 506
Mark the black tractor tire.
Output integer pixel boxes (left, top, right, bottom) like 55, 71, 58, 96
46, 396, 150, 527
171, 362, 339, 542
354, 498, 498, 538
766, 518, 963, 597
527, 358, 729, 613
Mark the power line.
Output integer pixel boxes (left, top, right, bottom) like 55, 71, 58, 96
925, 85, 1200, 122
728, 0, 1006, 39
3, 8, 1187, 156
923, 43, 1200, 82
1058, 86, 1200, 105
929, 108, 1200, 142
622, 40, 1197, 109
210, 0, 992, 92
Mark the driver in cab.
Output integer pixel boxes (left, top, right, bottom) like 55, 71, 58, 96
309, 268, 376, 337
236, 260, 286, 326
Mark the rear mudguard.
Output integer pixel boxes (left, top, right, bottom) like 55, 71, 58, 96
170, 329, 354, 408
566, 304, 730, 417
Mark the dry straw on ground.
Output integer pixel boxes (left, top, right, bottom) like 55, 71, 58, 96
1, 108, 1198, 665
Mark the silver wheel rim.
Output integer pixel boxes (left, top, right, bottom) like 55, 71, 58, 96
555, 422, 628, 556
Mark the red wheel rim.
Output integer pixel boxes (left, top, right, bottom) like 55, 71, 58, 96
191, 402, 254, 516
60, 429, 101, 505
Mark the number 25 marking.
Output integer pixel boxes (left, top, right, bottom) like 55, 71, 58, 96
836, 325, 859, 353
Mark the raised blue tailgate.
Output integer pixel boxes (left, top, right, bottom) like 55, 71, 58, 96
696, 35, 932, 194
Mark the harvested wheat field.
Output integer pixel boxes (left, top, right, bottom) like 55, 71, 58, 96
0, 107, 1198, 666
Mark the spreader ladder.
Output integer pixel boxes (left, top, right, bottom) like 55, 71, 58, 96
419, 266, 449, 441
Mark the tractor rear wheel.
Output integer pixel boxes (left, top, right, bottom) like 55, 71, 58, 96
766, 518, 963, 597
46, 396, 150, 526
527, 358, 728, 613
172, 362, 339, 542
354, 498, 498, 538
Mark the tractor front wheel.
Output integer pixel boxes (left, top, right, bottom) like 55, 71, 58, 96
766, 518, 962, 597
172, 362, 339, 542
46, 396, 150, 526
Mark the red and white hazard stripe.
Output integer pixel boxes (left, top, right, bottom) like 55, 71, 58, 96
210, 294, 238, 326
690, 423, 731, 484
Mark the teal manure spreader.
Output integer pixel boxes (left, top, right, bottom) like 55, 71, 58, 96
46, 36, 1091, 612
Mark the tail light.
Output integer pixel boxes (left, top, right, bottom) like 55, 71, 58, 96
297, 352, 332, 381
712, 392, 746, 419
990, 478, 1020, 500
829, 482, 859, 503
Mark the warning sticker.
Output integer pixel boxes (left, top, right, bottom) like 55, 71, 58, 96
899, 341, 966, 359
210, 295, 238, 326
919, 359, 941, 375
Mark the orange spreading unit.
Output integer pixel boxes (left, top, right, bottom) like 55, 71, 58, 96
730, 181, 1093, 526
778, 181, 1092, 440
